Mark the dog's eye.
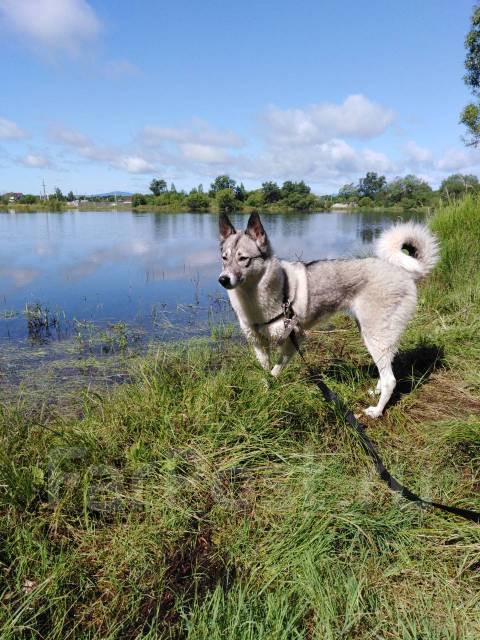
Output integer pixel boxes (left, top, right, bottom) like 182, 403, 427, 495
222, 254, 227, 261
238, 255, 249, 263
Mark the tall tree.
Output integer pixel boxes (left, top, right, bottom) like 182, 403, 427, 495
149, 178, 167, 196
461, 5, 480, 145
439, 173, 480, 200
357, 172, 386, 199
281, 180, 310, 196
209, 175, 236, 196
338, 182, 358, 201
262, 181, 281, 203
386, 175, 433, 207
235, 182, 247, 201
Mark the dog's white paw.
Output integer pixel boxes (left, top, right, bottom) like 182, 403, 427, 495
270, 365, 282, 378
367, 388, 381, 397
363, 406, 383, 419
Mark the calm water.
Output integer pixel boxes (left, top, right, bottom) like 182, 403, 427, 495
0, 209, 419, 348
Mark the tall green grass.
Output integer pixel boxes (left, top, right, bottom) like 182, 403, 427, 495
0, 198, 479, 638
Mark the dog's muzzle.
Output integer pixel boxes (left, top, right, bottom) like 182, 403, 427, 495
218, 274, 232, 289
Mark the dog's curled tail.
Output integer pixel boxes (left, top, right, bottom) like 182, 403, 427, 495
375, 222, 439, 279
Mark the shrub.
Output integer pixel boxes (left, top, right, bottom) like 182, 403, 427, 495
246, 191, 264, 208
186, 192, 210, 211
132, 193, 147, 207
358, 196, 374, 208
216, 188, 237, 212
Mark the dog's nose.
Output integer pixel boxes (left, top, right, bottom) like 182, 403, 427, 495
218, 275, 231, 288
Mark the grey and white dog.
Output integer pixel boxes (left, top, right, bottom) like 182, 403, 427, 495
218, 212, 439, 418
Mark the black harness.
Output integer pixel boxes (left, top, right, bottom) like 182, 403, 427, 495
253, 269, 480, 525
252, 268, 297, 342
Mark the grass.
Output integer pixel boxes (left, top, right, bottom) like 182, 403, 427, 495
1, 198, 480, 638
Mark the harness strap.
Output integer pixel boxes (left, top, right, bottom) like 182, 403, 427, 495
253, 267, 295, 330
289, 332, 480, 524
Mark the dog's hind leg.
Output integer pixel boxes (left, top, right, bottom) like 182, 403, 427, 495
362, 336, 396, 418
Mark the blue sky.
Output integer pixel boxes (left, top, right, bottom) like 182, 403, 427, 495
0, 0, 478, 195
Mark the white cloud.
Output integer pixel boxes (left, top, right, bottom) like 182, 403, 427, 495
0, 0, 101, 56
435, 148, 479, 172
140, 120, 244, 149
263, 94, 394, 145
111, 156, 155, 174
238, 139, 394, 185
404, 140, 433, 165
0, 116, 27, 140
22, 153, 51, 168
51, 126, 156, 174
179, 143, 232, 165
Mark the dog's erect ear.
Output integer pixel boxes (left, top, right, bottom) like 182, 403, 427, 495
219, 213, 236, 241
246, 213, 268, 252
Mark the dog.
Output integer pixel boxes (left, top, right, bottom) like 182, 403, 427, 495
218, 212, 439, 418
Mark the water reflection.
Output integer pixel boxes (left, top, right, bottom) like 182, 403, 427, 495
0, 209, 422, 343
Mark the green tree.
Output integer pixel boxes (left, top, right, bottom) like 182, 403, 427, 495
185, 191, 210, 211
439, 174, 480, 200
235, 182, 247, 201
19, 194, 37, 204
461, 5, 480, 145
54, 187, 64, 201
209, 175, 236, 196
132, 193, 147, 207
338, 182, 358, 202
385, 175, 433, 207
216, 188, 236, 212
281, 180, 310, 196
357, 172, 386, 199
261, 181, 281, 203
358, 196, 374, 208
67, 191, 75, 202
246, 190, 264, 208
149, 178, 167, 196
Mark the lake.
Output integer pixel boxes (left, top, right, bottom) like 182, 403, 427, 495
0, 209, 420, 395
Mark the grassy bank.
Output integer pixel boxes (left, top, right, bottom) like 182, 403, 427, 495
0, 198, 479, 638
0, 202, 66, 212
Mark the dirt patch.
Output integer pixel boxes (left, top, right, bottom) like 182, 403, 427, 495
406, 370, 480, 422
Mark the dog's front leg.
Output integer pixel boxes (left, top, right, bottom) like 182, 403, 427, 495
271, 338, 297, 377
252, 343, 271, 371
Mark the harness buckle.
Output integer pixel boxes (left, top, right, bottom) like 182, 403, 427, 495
282, 299, 293, 318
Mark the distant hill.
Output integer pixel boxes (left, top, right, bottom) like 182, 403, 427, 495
92, 191, 133, 197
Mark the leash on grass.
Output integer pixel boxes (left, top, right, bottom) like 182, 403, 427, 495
288, 330, 480, 525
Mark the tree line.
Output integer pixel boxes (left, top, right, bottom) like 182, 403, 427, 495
127, 171, 480, 212
2, 172, 478, 213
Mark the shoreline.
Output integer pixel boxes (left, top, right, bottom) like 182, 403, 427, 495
0, 203, 430, 214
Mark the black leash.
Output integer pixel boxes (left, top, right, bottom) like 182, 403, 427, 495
289, 331, 480, 524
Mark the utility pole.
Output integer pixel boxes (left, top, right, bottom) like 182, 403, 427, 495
41, 179, 47, 200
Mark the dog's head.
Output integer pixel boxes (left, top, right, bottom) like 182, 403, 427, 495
218, 213, 271, 290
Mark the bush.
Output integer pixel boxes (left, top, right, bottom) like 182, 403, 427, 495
282, 192, 317, 210
19, 194, 37, 204
132, 193, 147, 207
185, 192, 210, 211
216, 188, 237, 212
246, 191, 264, 208
358, 196, 373, 208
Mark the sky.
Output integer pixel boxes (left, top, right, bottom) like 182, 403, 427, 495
0, 0, 479, 195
